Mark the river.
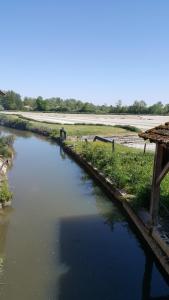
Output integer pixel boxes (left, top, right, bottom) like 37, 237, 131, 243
0, 127, 168, 300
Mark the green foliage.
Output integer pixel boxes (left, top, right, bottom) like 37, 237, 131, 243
50, 129, 60, 139
0, 180, 12, 203
0, 133, 14, 204
114, 125, 141, 133
0, 91, 23, 110
75, 141, 154, 210
1, 90, 169, 114
35, 96, 46, 111
0, 135, 15, 157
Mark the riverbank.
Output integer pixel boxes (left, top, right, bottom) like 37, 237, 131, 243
1, 112, 169, 277
62, 141, 169, 277
0, 135, 14, 207
0, 113, 138, 137
0, 126, 168, 299
0, 113, 163, 210
0, 112, 156, 151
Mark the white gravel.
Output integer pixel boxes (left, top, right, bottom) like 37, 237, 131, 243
2, 112, 169, 131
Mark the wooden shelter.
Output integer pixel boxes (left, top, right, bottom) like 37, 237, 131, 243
0, 90, 5, 96
139, 123, 169, 226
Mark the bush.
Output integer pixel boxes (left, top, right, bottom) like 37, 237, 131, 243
77, 141, 154, 210
0, 180, 12, 203
114, 125, 141, 133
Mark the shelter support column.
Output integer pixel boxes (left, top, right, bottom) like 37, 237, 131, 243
150, 143, 163, 226
150, 143, 169, 226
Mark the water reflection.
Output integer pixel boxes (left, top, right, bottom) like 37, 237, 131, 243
142, 255, 169, 300
58, 214, 169, 300
0, 208, 13, 282
58, 149, 169, 300
60, 147, 66, 160
0, 128, 167, 299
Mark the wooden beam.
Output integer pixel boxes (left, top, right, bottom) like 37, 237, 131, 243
156, 161, 169, 185
150, 143, 163, 226
93, 136, 112, 143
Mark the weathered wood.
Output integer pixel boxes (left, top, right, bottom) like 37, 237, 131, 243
156, 161, 169, 186
93, 136, 112, 143
60, 128, 67, 141
143, 143, 146, 154
150, 144, 163, 226
112, 140, 115, 152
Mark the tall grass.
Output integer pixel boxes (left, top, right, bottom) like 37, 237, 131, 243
71, 141, 155, 210
73, 141, 169, 213
0, 133, 15, 204
114, 125, 141, 133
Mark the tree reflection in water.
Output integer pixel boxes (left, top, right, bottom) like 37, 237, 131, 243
0, 208, 13, 281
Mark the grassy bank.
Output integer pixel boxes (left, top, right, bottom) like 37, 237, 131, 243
0, 113, 137, 138
2, 113, 169, 214
0, 134, 14, 205
66, 140, 169, 214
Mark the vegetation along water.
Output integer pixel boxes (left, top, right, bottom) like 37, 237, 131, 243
0, 126, 168, 299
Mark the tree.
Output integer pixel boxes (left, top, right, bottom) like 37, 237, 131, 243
148, 101, 164, 114
35, 97, 47, 111
1, 91, 23, 110
129, 100, 147, 114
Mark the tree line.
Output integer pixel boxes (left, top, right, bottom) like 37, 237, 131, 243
0, 90, 169, 114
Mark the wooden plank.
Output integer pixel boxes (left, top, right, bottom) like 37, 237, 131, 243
156, 161, 169, 185
93, 136, 112, 143
150, 143, 163, 226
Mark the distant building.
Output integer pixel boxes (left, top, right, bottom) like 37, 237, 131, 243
0, 90, 5, 96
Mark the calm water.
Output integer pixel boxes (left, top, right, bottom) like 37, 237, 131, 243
0, 127, 168, 300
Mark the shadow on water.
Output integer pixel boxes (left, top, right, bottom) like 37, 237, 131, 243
0, 208, 13, 284
0, 125, 56, 145
57, 214, 169, 300
55, 154, 169, 300
0, 128, 168, 299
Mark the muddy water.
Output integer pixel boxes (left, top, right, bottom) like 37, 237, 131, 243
0, 127, 168, 300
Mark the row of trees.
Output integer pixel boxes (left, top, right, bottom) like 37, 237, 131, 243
0, 90, 169, 115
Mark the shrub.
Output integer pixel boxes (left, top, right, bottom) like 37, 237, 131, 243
0, 180, 12, 203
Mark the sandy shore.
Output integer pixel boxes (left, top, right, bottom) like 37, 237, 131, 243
2, 112, 169, 130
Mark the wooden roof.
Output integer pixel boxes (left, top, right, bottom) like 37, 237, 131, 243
0, 90, 5, 96
139, 122, 169, 144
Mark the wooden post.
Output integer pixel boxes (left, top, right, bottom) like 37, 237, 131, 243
143, 143, 146, 154
60, 128, 67, 142
150, 143, 163, 226
112, 140, 114, 152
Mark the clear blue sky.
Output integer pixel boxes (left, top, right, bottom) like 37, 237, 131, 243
0, 0, 169, 105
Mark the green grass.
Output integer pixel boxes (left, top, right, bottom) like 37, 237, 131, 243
0, 135, 15, 158
70, 140, 169, 213
114, 124, 141, 133
0, 133, 14, 204
66, 140, 156, 210
0, 180, 12, 204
